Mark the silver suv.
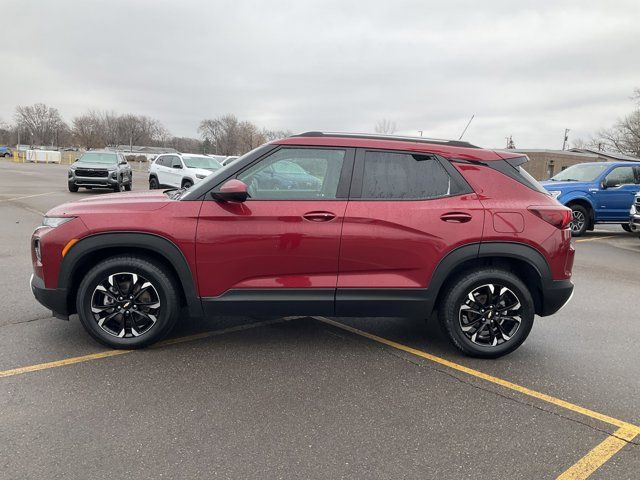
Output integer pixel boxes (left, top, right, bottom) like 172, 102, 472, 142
68, 151, 132, 192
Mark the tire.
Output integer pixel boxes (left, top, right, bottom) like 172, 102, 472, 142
621, 223, 632, 233
76, 255, 180, 349
124, 180, 132, 191
439, 268, 535, 358
113, 178, 122, 193
149, 176, 159, 190
68, 183, 79, 192
182, 179, 193, 189
569, 205, 588, 237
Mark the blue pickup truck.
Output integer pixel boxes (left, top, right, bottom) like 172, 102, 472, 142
541, 161, 640, 236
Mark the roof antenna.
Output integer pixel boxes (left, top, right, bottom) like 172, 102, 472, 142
459, 115, 475, 140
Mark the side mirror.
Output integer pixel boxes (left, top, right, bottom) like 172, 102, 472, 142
211, 179, 249, 203
74, 158, 79, 162
602, 178, 618, 189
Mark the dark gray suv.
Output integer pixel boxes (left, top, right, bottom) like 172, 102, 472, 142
68, 151, 133, 192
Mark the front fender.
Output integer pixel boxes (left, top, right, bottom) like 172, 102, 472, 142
558, 191, 595, 210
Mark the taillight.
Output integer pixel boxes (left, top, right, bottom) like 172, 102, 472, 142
528, 205, 572, 229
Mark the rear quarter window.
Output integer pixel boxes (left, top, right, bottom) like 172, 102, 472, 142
488, 156, 549, 195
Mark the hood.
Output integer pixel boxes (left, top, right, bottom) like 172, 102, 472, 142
192, 167, 216, 176
70, 162, 117, 170
46, 190, 172, 217
540, 180, 590, 190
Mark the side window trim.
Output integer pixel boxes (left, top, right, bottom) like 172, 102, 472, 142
228, 146, 355, 201
349, 148, 472, 200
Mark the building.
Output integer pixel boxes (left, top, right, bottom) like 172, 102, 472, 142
510, 149, 601, 180
569, 148, 640, 163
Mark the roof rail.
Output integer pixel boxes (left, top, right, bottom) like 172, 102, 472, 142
291, 131, 479, 149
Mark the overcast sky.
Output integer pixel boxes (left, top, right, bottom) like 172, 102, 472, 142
1, 0, 639, 148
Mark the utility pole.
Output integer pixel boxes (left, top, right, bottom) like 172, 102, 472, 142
562, 128, 570, 150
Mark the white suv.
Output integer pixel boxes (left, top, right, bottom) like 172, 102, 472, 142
148, 153, 223, 190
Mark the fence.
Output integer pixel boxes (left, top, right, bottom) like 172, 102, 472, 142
8, 150, 149, 171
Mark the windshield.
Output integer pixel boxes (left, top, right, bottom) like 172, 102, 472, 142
78, 152, 118, 164
182, 156, 222, 170
550, 163, 609, 182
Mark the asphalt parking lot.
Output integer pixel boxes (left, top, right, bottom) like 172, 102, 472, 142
1, 160, 638, 479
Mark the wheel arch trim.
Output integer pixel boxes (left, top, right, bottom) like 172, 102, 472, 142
59, 232, 203, 318
428, 241, 552, 298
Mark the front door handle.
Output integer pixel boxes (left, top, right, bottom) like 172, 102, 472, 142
303, 211, 336, 222
440, 212, 472, 223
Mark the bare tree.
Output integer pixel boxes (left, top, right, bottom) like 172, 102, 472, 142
198, 114, 240, 155
262, 129, 292, 142
592, 88, 640, 157
374, 118, 396, 134
14, 103, 67, 146
72, 111, 103, 149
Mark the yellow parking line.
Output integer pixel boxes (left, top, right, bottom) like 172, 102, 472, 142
557, 425, 638, 479
314, 317, 640, 479
0, 317, 299, 379
313, 317, 639, 432
575, 235, 616, 243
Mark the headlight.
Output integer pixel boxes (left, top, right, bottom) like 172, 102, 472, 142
42, 217, 75, 228
548, 190, 562, 199
196, 173, 208, 179
631, 205, 637, 215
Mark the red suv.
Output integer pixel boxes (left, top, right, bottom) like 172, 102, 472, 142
31, 133, 574, 357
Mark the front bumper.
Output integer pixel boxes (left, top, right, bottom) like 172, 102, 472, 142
629, 213, 640, 232
539, 279, 574, 316
30, 274, 69, 320
69, 175, 119, 188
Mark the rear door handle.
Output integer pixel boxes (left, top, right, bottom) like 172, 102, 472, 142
440, 212, 472, 223
303, 211, 336, 222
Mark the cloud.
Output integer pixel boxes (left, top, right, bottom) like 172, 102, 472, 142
1, 0, 638, 148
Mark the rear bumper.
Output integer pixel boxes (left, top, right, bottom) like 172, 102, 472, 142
30, 274, 69, 320
539, 279, 574, 316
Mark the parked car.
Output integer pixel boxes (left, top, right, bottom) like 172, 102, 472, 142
68, 151, 132, 192
148, 153, 222, 190
31, 132, 574, 358
629, 192, 640, 233
0, 146, 12, 157
540, 162, 640, 236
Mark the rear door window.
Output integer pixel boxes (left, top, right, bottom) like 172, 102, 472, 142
358, 151, 467, 200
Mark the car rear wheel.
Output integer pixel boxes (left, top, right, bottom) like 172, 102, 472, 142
76, 255, 180, 349
439, 268, 535, 358
182, 179, 193, 189
569, 205, 588, 237
149, 176, 159, 189
621, 223, 632, 233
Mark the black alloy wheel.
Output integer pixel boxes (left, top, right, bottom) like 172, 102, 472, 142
76, 256, 180, 348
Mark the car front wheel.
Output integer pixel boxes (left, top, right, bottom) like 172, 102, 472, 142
439, 268, 535, 358
68, 183, 79, 192
182, 179, 193, 189
149, 177, 159, 189
621, 223, 632, 233
76, 255, 180, 349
